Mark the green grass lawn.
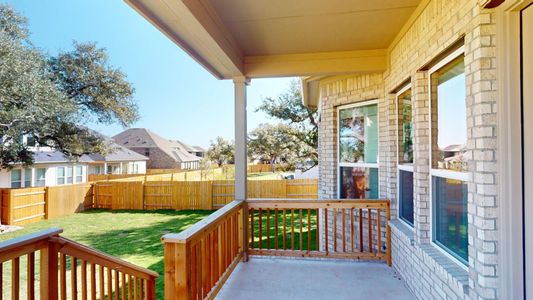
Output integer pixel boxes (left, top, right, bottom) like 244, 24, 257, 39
0, 209, 212, 299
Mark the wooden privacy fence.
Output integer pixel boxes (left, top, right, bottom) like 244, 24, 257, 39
93, 179, 318, 211
1, 184, 93, 226
162, 198, 391, 299
0, 228, 157, 299
88, 167, 226, 183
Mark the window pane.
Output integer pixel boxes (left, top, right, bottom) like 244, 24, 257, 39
57, 167, 65, 185
66, 167, 73, 184
339, 166, 379, 199
24, 168, 32, 187
339, 104, 378, 164
35, 168, 46, 187
433, 176, 468, 263
398, 90, 413, 164
76, 166, 83, 182
11, 170, 21, 188
399, 170, 414, 226
432, 57, 467, 171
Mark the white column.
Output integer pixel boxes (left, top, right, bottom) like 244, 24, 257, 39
234, 77, 249, 201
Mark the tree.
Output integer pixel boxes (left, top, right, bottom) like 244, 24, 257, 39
248, 123, 309, 172
0, 5, 139, 169
256, 80, 318, 170
206, 137, 235, 167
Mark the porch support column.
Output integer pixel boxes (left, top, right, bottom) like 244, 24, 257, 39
234, 76, 250, 262
233, 76, 249, 201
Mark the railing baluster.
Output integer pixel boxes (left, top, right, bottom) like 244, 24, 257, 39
299, 209, 303, 251
60, 254, 67, 300
359, 208, 363, 252
99, 265, 105, 300
0, 262, 3, 300
71, 257, 78, 300
368, 208, 373, 254
122, 272, 126, 300
342, 208, 346, 252
377, 208, 382, 256
316, 209, 320, 252
129, 275, 133, 300
81, 260, 87, 300
333, 208, 337, 252
12, 257, 20, 300
133, 277, 138, 300
283, 209, 287, 250
266, 208, 270, 249
258, 208, 263, 249
351, 208, 355, 252
114, 270, 120, 300
191, 244, 197, 298
324, 208, 328, 253
107, 267, 112, 299
90, 263, 96, 300
307, 208, 311, 252
274, 208, 279, 250
250, 208, 254, 249
291, 209, 295, 251
27, 252, 35, 300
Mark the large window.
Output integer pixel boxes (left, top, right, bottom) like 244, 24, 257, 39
396, 85, 414, 226
429, 49, 469, 265
338, 101, 379, 199
11, 169, 21, 188
35, 168, 46, 187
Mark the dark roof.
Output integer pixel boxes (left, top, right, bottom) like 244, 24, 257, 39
33, 151, 93, 164
113, 128, 201, 163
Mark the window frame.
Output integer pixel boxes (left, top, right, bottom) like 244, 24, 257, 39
24, 168, 32, 187
57, 167, 66, 185
75, 165, 83, 183
428, 46, 471, 269
395, 83, 415, 228
336, 99, 380, 199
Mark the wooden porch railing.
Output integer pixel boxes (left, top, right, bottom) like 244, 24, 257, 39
162, 199, 391, 299
161, 200, 244, 300
0, 228, 158, 299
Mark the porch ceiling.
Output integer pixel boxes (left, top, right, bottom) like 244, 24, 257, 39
125, 0, 422, 79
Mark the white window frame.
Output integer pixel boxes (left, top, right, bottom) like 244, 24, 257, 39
336, 99, 380, 198
428, 46, 471, 269
395, 84, 415, 228
57, 167, 66, 185
75, 165, 83, 183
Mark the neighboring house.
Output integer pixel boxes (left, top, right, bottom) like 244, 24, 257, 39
294, 166, 318, 180
0, 151, 91, 188
113, 128, 202, 170
0, 138, 148, 188
169, 140, 206, 158
85, 142, 148, 175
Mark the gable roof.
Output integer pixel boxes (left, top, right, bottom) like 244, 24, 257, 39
113, 128, 201, 163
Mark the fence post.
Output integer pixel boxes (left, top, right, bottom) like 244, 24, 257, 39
44, 186, 50, 219
386, 201, 392, 267
40, 238, 59, 300
164, 241, 190, 299
242, 201, 249, 262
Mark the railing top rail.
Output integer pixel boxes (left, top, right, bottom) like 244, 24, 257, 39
51, 236, 159, 279
162, 200, 244, 244
245, 198, 391, 209
0, 228, 62, 253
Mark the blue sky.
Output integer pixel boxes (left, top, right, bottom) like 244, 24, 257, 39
4, 0, 293, 148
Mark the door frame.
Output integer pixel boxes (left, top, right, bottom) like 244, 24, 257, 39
496, 1, 533, 299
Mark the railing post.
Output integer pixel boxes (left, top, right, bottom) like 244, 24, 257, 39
164, 240, 190, 300
40, 239, 59, 300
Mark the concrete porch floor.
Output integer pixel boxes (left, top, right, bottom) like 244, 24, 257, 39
216, 257, 415, 300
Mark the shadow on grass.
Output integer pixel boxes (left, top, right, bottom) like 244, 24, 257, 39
72, 209, 213, 299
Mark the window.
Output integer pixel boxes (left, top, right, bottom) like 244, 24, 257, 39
429, 48, 469, 265
338, 101, 379, 199
76, 166, 83, 183
66, 167, 73, 184
24, 168, 32, 187
35, 168, 46, 187
144, 148, 150, 156
94, 166, 101, 174
396, 85, 414, 226
57, 167, 65, 185
26, 136, 37, 147
11, 169, 21, 188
